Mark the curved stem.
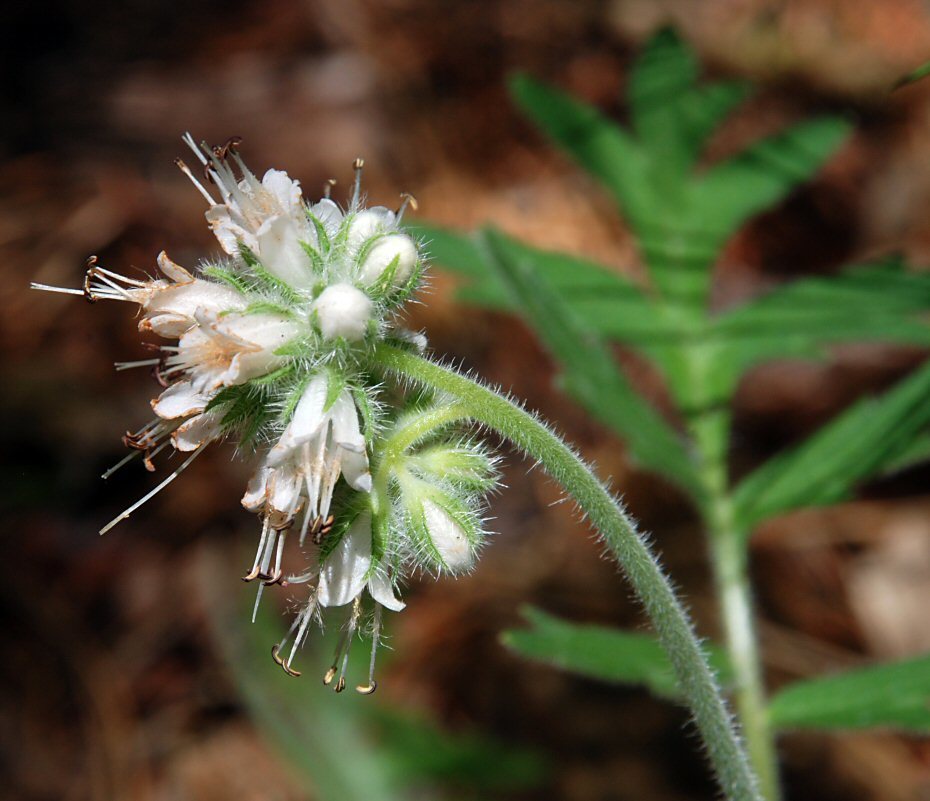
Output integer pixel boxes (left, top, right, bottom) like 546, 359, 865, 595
372, 342, 761, 801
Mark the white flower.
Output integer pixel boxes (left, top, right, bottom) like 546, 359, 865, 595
243, 372, 371, 528
269, 510, 403, 689
179, 135, 319, 289
32, 251, 245, 338
313, 283, 372, 342
140, 252, 245, 337
166, 310, 300, 393
317, 511, 405, 611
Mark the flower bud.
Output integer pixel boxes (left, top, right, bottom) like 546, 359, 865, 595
313, 282, 372, 342
346, 207, 395, 256
358, 234, 418, 289
408, 441, 498, 492
421, 498, 474, 573
398, 476, 482, 574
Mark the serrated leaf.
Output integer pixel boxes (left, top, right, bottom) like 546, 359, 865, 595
769, 654, 930, 732
732, 358, 930, 531
480, 227, 701, 495
502, 606, 729, 701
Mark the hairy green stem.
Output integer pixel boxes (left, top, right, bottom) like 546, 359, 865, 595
372, 342, 761, 801
690, 407, 781, 801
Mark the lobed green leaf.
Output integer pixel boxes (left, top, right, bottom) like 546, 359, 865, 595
502, 606, 730, 701
732, 358, 930, 532
768, 654, 930, 732
480, 227, 701, 495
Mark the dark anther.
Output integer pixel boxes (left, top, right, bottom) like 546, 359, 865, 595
334, 677, 346, 693
310, 515, 335, 545
271, 644, 301, 677
213, 136, 243, 161
261, 569, 285, 586
83, 256, 99, 302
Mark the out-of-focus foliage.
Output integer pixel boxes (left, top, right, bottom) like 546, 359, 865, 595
732, 358, 930, 531
768, 654, 930, 732
502, 606, 731, 701
212, 586, 545, 801
416, 28, 930, 735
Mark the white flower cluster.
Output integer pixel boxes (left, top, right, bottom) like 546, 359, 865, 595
33, 136, 497, 693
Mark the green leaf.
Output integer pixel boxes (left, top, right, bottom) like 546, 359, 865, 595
698, 260, 930, 402
693, 116, 852, 253
509, 73, 651, 223
502, 606, 730, 701
732, 358, 930, 531
894, 60, 930, 90
480, 227, 701, 495
769, 654, 930, 732
370, 707, 545, 790
877, 429, 930, 476
713, 260, 930, 352
511, 64, 848, 311
629, 28, 750, 176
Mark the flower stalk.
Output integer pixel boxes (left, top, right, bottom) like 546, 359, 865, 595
370, 342, 762, 801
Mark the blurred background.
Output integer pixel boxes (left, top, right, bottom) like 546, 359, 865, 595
4, 1, 930, 799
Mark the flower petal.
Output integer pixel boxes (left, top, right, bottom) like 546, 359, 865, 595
156, 251, 194, 283
172, 410, 222, 451
367, 569, 405, 611
255, 215, 315, 288
242, 466, 272, 512
152, 381, 212, 420
206, 205, 258, 256
269, 373, 329, 463
317, 513, 372, 607
308, 198, 343, 234
340, 447, 372, 492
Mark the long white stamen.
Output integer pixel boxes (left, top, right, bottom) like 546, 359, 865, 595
351, 158, 364, 210
249, 516, 272, 574
93, 266, 149, 286
175, 158, 217, 205
101, 450, 141, 479
90, 272, 135, 300
251, 529, 278, 622
182, 132, 208, 165
99, 447, 204, 535
357, 603, 382, 694
298, 505, 314, 546
30, 283, 85, 296
287, 601, 316, 668
334, 597, 361, 691
114, 358, 161, 371
272, 529, 287, 577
